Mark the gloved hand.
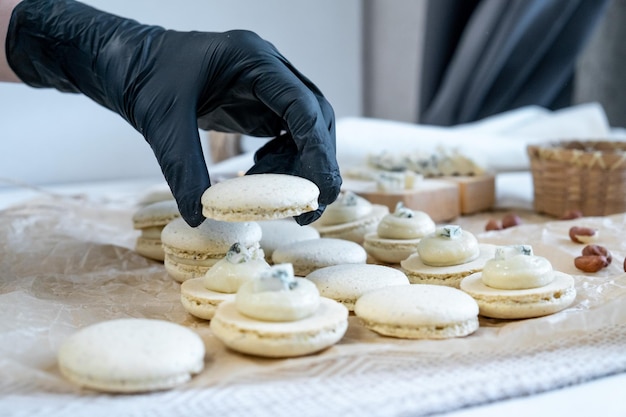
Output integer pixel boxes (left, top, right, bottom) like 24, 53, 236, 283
6, 0, 341, 227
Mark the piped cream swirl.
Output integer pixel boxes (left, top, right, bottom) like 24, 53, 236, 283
202, 242, 270, 293
481, 245, 554, 290
236, 264, 320, 321
417, 225, 479, 266
377, 202, 436, 239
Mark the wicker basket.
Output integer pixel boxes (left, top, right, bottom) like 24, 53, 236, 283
527, 140, 626, 217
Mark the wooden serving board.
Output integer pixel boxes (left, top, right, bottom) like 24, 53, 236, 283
343, 178, 460, 222
342, 174, 495, 222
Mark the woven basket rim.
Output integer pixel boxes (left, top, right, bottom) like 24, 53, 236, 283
527, 140, 626, 171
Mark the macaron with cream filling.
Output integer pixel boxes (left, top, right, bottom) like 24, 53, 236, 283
180, 242, 271, 320
210, 264, 349, 357
460, 245, 576, 319
363, 202, 436, 264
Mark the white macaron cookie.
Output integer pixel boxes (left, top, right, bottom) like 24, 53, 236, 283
305, 264, 410, 311
271, 238, 367, 276
201, 173, 319, 222
57, 318, 205, 393
354, 284, 480, 339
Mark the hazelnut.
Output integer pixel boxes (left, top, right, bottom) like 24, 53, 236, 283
560, 209, 583, 220
574, 255, 609, 273
485, 219, 502, 231
568, 226, 599, 244
582, 244, 612, 265
501, 213, 522, 229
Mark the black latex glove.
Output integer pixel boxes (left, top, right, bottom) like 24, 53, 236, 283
6, 0, 341, 226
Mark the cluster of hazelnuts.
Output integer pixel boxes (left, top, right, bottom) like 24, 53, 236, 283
485, 209, 621, 273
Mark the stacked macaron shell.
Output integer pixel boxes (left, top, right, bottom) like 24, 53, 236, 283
306, 264, 410, 311
258, 219, 320, 263
354, 284, 479, 339
180, 242, 271, 320
312, 191, 388, 244
460, 245, 577, 319
200, 174, 320, 222
57, 318, 205, 393
161, 217, 262, 282
132, 199, 180, 261
363, 202, 436, 264
271, 237, 368, 276
210, 264, 349, 357
400, 225, 496, 288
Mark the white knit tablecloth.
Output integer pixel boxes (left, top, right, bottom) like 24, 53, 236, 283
1, 193, 626, 417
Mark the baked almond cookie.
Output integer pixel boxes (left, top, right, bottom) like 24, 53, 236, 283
305, 264, 410, 311
180, 243, 271, 320
354, 284, 479, 339
132, 200, 180, 261
400, 225, 496, 288
312, 191, 388, 243
210, 264, 349, 357
201, 174, 319, 222
460, 245, 576, 319
258, 219, 320, 263
363, 202, 436, 264
271, 238, 367, 276
161, 217, 262, 282
57, 318, 205, 393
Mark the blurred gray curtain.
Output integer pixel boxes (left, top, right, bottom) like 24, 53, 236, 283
419, 0, 610, 126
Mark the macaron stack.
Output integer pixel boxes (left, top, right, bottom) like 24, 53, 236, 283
161, 217, 262, 282
132, 199, 180, 261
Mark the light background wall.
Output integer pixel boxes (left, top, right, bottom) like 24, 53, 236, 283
0, 0, 362, 187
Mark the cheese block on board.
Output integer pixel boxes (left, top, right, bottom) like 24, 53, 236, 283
441, 175, 495, 215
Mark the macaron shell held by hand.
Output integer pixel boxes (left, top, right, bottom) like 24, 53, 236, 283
460, 271, 576, 319
200, 174, 320, 222
210, 298, 349, 358
57, 318, 205, 393
354, 284, 479, 339
305, 264, 410, 311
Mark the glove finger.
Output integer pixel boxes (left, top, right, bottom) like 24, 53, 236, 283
294, 204, 326, 226
252, 63, 341, 206
143, 106, 210, 227
246, 133, 298, 176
